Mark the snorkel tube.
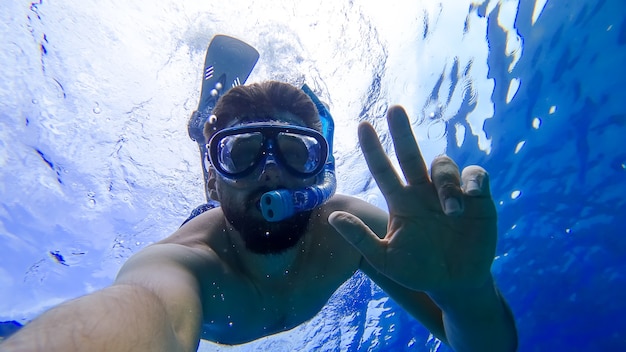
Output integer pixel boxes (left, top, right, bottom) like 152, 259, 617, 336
259, 84, 337, 222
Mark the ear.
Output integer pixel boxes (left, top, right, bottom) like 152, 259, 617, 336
207, 166, 220, 202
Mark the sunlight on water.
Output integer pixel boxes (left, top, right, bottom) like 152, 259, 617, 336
532, 0, 549, 25
506, 78, 521, 103
0, 0, 537, 350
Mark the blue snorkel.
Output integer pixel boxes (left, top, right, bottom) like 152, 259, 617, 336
259, 84, 337, 222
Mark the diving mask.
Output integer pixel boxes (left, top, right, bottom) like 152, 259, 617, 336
207, 124, 329, 180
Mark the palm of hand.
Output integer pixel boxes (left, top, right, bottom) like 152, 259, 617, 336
330, 106, 497, 293
382, 181, 497, 292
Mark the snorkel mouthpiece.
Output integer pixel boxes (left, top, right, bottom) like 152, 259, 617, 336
260, 84, 337, 222
260, 168, 337, 221
260, 190, 294, 221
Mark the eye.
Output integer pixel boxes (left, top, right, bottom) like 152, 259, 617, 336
221, 133, 263, 171
278, 133, 321, 172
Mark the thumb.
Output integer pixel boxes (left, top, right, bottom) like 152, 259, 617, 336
328, 211, 386, 265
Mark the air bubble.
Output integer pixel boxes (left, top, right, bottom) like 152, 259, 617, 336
532, 117, 541, 129
87, 192, 96, 207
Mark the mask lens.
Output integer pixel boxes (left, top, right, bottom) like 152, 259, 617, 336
217, 132, 263, 175
209, 124, 327, 179
277, 132, 324, 174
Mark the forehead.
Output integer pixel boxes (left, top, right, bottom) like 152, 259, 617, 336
227, 111, 309, 129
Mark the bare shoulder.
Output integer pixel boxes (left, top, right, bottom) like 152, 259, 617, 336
157, 207, 231, 251
116, 207, 235, 290
117, 242, 218, 280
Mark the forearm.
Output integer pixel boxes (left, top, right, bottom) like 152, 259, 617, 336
1, 284, 185, 352
429, 277, 518, 352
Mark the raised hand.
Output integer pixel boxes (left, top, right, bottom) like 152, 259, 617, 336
329, 105, 497, 293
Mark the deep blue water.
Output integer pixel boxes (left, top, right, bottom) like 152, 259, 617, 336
1, 0, 625, 351
453, 1, 626, 350
313, 1, 626, 350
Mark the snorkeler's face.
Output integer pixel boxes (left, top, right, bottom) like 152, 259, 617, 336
212, 112, 319, 254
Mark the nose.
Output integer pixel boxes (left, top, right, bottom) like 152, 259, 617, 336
257, 153, 283, 185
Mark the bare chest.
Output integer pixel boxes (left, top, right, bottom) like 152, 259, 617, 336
199, 253, 359, 344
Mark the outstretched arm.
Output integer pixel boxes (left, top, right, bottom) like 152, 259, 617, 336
329, 106, 517, 351
1, 244, 204, 352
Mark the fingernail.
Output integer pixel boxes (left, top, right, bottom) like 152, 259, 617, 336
465, 179, 482, 196
444, 198, 463, 215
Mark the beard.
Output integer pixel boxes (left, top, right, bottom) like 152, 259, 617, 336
221, 189, 312, 255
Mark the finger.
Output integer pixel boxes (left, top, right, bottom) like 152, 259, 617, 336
430, 155, 464, 216
328, 211, 386, 268
461, 165, 491, 197
461, 166, 496, 218
358, 122, 404, 197
387, 105, 429, 185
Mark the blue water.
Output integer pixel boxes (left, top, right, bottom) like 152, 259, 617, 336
1, 0, 625, 351
481, 1, 626, 350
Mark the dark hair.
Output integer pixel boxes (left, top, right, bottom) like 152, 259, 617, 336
203, 81, 320, 142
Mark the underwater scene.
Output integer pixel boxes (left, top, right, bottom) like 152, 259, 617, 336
1, 0, 624, 351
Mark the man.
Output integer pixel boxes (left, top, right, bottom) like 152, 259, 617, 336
1, 81, 517, 351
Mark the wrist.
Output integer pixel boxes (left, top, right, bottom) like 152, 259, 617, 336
427, 275, 499, 317
427, 276, 518, 351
